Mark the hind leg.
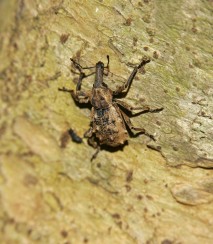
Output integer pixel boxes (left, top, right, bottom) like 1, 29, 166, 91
119, 109, 155, 141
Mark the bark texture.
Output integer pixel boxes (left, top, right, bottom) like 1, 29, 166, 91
0, 0, 213, 243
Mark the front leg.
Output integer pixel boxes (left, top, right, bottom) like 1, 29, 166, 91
58, 87, 90, 103
59, 67, 92, 103
71, 59, 95, 90
113, 57, 150, 96
115, 99, 163, 114
59, 59, 96, 103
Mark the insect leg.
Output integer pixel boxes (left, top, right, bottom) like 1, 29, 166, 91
70, 58, 96, 70
115, 99, 163, 114
72, 62, 96, 102
119, 109, 155, 141
113, 57, 150, 95
71, 59, 96, 81
84, 127, 93, 138
91, 146, 100, 161
87, 135, 100, 161
59, 65, 94, 103
104, 55, 110, 76
58, 87, 90, 103
75, 71, 96, 91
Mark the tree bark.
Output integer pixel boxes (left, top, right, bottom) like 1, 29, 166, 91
0, 0, 213, 243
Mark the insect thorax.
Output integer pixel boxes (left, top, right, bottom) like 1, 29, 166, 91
91, 87, 112, 109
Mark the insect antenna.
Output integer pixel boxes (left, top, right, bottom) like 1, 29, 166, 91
104, 55, 110, 76
70, 58, 96, 70
105, 55, 110, 68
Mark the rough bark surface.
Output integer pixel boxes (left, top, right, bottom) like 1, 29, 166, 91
0, 0, 213, 243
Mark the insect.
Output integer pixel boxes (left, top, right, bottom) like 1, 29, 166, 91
68, 129, 82, 144
59, 56, 163, 160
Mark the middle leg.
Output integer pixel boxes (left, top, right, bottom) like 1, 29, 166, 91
58, 87, 91, 103
115, 99, 163, 114
113, 57, 150, 96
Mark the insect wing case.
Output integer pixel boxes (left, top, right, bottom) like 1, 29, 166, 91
93, 104, 128, 146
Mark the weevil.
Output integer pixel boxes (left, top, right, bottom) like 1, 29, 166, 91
59, 56, 163, 160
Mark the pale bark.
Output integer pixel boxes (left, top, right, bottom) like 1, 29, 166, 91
0, 0, 213, 243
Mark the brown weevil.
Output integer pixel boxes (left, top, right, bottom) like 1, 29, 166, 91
59, 56, 163, 160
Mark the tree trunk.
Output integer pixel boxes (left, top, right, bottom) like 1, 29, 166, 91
0, 0, 212, 243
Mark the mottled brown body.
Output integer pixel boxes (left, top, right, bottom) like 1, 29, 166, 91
92, 104, 128, 147
59, 56, 163, 160
89, 86, 127, 147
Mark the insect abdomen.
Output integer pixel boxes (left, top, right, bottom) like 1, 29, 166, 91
93, 106, 128, 146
